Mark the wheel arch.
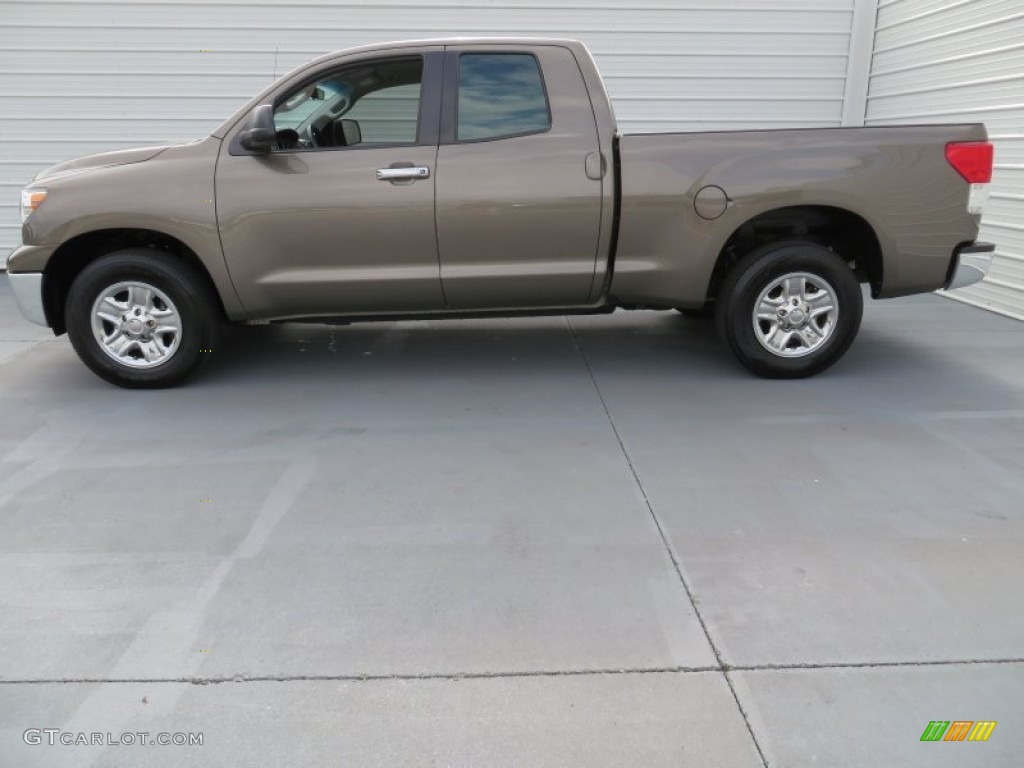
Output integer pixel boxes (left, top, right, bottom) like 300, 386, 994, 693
42, 228, 227, 334
705, 205, 884, 307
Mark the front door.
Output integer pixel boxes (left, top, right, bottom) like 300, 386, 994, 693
435, 46, 605, 309
217, 50, 444, 319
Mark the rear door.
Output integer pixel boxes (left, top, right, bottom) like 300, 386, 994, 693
435, 45, 605, 309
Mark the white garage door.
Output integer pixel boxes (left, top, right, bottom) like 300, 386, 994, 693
0, 0, 858, 262
866, 0, 1024, 319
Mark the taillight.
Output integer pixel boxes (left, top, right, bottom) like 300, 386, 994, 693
945, 141, 993, 184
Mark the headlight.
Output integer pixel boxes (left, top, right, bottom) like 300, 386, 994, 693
20, 188, 47, 223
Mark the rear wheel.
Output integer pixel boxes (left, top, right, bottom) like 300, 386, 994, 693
715, 241, 862, 378
65, 249, 222, 388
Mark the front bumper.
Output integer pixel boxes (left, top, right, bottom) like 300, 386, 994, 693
6, 271, 47, 326
946, 242, 995, 290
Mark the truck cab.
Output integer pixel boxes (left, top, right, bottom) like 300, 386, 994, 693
215, 40, 614, 318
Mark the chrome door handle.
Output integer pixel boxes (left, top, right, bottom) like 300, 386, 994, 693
376, 166, 430, 181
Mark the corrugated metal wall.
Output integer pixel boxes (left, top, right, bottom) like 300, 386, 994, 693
0, 0, 856, 260
866, 0, 1024, 319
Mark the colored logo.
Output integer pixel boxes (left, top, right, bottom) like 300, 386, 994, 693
921, 721, 996, 742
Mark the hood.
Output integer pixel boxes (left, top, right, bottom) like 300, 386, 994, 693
33, 144, 174, 182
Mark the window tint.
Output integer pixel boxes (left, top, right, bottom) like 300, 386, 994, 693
457, 54, 550, 142
273, 57, 423, 150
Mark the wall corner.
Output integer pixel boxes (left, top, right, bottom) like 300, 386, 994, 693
841, 0, 880, 127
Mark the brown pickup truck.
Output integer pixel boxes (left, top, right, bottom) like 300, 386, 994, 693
9, 38, 995, 388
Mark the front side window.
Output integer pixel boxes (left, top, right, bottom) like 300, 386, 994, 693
273, 57, 423, 150
457, 54, 551, 142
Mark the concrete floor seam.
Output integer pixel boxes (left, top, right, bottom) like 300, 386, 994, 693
5, 657, 1023, 686
564, 317, 771, 768
0, 667, 721, 686
726, 657, 1024, 672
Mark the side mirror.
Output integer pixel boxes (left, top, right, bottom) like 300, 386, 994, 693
340, 119, 362, 146
238, 104, 276, 153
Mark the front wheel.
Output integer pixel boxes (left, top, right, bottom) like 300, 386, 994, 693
715, 241, 863, 378
66, 249, 222, 388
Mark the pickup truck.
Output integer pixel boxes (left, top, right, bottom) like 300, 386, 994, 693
9, 38, 995, 388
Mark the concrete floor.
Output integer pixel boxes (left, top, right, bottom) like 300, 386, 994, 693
0, 274, 1022, 767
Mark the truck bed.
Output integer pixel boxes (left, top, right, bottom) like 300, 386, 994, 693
610, 124, 986, 308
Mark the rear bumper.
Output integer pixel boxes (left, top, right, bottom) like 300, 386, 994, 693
6, 271, 47, 326
946, 242, 995, 290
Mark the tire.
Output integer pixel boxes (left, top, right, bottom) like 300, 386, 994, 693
715, 240, 863, 378
65, 249, 223, 388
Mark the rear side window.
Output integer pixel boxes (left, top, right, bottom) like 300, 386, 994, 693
457, 54, 551, 142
